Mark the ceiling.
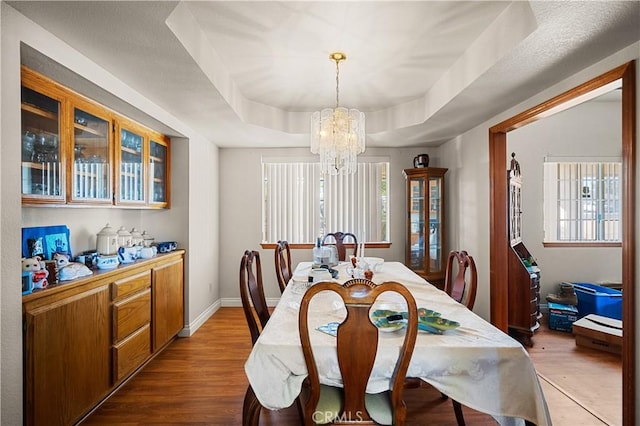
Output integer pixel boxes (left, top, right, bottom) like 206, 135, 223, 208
8, 1, 640, 148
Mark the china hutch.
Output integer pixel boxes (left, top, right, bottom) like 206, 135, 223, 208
21, 65, 179, 425
403, 167, 447, 289
507, 153, 541, 346
21, 66, 170, 208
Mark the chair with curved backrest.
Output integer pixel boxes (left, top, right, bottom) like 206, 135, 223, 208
444, 250, 478, 310
299, 278, 418, 425
443, 250, 478, 425
239, 250, 270, 346
322, 232, 358, 261
242, 249, 304, 425
274, 240, 293, 294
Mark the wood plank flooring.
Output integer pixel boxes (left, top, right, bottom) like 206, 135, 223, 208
526, 318, 621, 425
81, 307, 621, 425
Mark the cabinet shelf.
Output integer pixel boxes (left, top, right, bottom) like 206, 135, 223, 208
121, 146, 141, 155
74, 123, 106, 137
21, 102, 57, 120
149, 155, 164, 163
22, 161, 60, 170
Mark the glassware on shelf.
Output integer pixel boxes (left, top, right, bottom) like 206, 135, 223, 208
72, 107, 110, 202
21, 85, 62, 199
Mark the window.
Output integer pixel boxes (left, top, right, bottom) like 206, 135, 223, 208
543, 161, 621, 243
262, 159, 389, 244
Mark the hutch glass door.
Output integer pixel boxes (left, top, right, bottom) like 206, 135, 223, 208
21, 86, 63, 201
72, 107, 111, 203
428, 176, 443, 273
149, 138, 168, 205
119, 128, 144, 203
408, 176, 426, 270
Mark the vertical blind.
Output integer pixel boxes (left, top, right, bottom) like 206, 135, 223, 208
262, 161, 388, 244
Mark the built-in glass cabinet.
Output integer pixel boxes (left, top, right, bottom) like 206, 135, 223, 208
117, 123, 145, 205
149, 138, 169, 206
71, 101, 112, 204
20, 66, 170, 208
21, 85, 64, 203
403, 167, 448, 288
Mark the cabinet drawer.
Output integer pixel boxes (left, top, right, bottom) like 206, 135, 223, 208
112, 271, 151, 301
113, 324, 151, 383
113, 289, 151, 342
530, 285, 539, 300
530, 311, 539, 327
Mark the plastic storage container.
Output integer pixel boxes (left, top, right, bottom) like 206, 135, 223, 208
573, 282, 622, 320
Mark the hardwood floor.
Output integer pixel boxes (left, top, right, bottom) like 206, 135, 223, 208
527, 317, 621, 426
82, 307, 620, 425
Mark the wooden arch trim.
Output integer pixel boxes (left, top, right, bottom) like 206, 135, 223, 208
488, 61, 635, 426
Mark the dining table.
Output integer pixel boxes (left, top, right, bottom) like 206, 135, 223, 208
243, 260, 551, 426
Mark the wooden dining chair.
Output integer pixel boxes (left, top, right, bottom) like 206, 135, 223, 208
274, 240, 293, 294
322, 232, 358, 261
239, 250, 270, 346
299, 278, 418, 425
442, 249, 478, 425
241, 249, 304, 425
444, 250, 478, 310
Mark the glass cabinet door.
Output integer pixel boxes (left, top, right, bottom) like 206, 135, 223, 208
408, 177, 426, 270
428, 176, 443, 273
21, 86, 64, 202
71, 106, 111, 203
118, 127, 145, 204
149, 138, 169, 206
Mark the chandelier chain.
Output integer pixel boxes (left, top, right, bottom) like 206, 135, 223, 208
335, 58, 340, 109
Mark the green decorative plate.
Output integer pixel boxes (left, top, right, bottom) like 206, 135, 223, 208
370, 308, 460, 334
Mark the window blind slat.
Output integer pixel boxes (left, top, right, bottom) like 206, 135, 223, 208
262, 160, 389, 243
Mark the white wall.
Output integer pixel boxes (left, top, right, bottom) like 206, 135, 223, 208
1, 5, 220, 424
439, 43, 639, 320
218, 146, 437, 304
508, 99, 622, 299
438, 132, 491, 318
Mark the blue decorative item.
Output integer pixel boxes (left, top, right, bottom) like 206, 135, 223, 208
22, 225, 72, 260
157, 241, 177, 253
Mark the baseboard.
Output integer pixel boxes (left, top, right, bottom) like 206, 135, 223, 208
178, 299, 220, 337
220, 297, 281, 307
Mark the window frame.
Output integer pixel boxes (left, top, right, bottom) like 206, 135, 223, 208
543, 158, 622, 247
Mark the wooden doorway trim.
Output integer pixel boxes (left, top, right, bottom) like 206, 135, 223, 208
488, 61, 635, 425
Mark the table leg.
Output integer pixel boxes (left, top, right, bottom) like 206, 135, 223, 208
242, 385, 262, 426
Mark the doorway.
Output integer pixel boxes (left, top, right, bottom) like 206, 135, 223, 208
488, 61, 635, 425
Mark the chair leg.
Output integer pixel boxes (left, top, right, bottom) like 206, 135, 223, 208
452, 399, 465, 426
242, 385, 262, 426
295, 396, 304, 422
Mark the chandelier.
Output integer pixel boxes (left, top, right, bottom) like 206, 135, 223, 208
310, 52, 365, 175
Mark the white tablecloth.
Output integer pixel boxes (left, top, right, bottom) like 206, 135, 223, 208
245, 261, 551, 426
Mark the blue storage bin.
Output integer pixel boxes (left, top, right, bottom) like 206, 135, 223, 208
573, 282, 622, 320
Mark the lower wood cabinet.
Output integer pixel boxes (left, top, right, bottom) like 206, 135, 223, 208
152, 258, 184, 351
23, 286, 111, 426
22, 250, 184, 426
